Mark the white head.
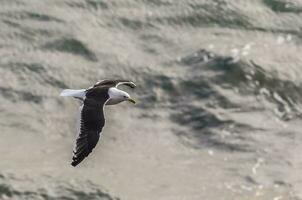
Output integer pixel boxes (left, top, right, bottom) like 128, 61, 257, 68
108, 87, 136, 105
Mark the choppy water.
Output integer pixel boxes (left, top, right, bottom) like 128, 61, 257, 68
1, 0, 302, 199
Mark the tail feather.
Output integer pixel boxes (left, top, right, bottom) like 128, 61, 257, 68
60, 89, 86, 100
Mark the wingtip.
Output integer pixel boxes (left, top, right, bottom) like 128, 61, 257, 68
71, 160, 79, 167
130, 82, 137, 88
71, 155, 85, 167
125, 82, 136, 88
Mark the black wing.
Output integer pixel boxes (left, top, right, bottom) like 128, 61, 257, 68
71, 93, 108, 167
93, 79, 136, 89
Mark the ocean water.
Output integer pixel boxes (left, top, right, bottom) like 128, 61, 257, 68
1, 0, 302, 199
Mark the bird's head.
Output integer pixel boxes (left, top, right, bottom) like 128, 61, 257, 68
108, 88, 136, 104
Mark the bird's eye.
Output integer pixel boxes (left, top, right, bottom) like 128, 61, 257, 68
123, 95, 127, 98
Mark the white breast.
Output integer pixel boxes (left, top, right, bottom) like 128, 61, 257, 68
106, 98, 124, 105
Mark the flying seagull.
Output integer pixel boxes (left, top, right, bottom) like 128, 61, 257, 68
60, 79, 136, 167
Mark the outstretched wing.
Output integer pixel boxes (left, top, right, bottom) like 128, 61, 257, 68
71, 96, 108, 167
93, 79, 136, 89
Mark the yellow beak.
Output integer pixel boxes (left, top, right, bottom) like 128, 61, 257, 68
127, 98, 136, 104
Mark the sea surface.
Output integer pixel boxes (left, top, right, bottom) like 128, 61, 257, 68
1, 0, 302, 199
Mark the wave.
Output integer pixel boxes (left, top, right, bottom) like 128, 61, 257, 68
0, 173, 119, 200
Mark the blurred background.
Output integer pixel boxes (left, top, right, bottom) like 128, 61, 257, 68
0, 0, 302, 199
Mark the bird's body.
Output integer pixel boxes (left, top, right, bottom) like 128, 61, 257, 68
60, 79, 136, 167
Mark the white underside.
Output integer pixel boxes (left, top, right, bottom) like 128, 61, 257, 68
106, 98, 123, 105
60, 87, 127, 105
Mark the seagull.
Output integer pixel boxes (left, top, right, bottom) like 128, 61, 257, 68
60, 79, 136, 167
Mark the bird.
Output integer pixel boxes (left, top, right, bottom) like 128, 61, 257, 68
60, 79, 136, 167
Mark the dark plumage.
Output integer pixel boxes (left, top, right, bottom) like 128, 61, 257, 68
71, 87, 109, 167
92, 79, 136, 89
61, 79, 136, 167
